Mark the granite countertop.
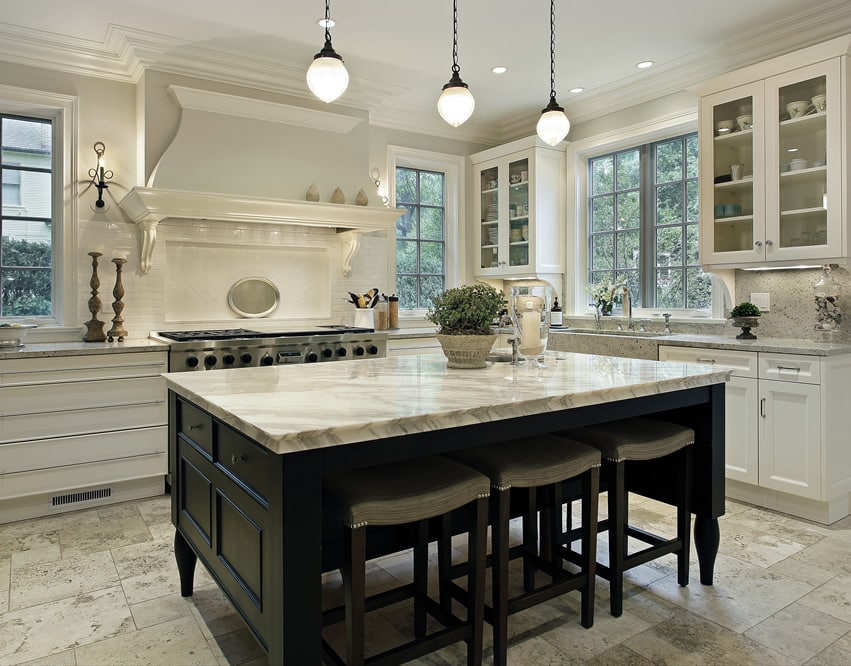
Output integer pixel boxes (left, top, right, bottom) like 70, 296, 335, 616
164, 351, 730, 455
0, 338, 168, 360
549, 330, 851, 357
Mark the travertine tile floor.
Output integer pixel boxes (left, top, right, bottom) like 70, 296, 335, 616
1, 494, 850, 665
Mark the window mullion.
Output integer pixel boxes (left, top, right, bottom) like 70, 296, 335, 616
640, 144, 654, 308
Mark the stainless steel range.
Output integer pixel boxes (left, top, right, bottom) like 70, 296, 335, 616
153, 326, 387, 372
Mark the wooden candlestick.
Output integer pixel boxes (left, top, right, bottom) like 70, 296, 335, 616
83, 251, 106, 342
106, 257, 128, 342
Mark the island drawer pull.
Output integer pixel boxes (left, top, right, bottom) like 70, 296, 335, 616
188, 424, 202, 431
231, 455, 245, 465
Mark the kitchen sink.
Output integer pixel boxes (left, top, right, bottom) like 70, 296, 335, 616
555, 327, 667, 337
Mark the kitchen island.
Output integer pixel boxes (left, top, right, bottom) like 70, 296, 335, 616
165, 352, 730, 664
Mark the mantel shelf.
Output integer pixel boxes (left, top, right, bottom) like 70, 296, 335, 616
118, 187, 403, 275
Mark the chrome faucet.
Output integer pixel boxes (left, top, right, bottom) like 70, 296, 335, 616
662, 313, 672, 335
622, 286, 634, 331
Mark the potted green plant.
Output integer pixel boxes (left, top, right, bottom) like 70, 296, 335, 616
427, 283, 504, 368
729, 301, 761, 339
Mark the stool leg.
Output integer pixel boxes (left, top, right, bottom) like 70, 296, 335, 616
549, 482, 564, 579
438, 513, 453, 613
492, 489, 511, 666
344, 526, 366, 666
523, 487, 537, 592
468, 496, 488, 666
580, 466, 600, 628
414, 520, 429, 638
677, 446, 693, 587
608, 461, 626, 618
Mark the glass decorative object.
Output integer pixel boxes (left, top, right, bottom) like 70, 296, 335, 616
814, 265, 841, 334
509, 280, 553, 365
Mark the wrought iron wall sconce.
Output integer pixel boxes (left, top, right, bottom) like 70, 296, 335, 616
88, 141, 113, 209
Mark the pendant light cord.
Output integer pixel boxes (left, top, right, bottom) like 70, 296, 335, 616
324, 0, 332, 45
451, 0, 460, 75
548, 0, 556, 102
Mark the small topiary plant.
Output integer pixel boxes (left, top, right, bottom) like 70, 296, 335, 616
427, 284, 504, 335
730, 302, 761, 318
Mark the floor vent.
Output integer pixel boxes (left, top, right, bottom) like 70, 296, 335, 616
51, 487, 112, 507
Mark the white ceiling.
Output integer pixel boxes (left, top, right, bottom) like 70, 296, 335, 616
1, 0, 850, 143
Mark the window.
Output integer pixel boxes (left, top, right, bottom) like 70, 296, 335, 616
395, 167, 445, 310
1, 115, 54, 317
587, 132, 711, 310
388, 145, 464, 316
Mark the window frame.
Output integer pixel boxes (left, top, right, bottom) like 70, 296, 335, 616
0, 85, 77, 328
387, 145, 465, 320
566, 110, 727, 321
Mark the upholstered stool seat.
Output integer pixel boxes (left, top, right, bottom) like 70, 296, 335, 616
322, 456, 490, 666
448, 435, 601, 666
560, 416, 694, 617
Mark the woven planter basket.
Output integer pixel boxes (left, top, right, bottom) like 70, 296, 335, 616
436, 333, 497, 369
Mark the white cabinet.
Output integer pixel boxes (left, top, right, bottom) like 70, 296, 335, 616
387, 336, 441, 357
471, 136, 564, 278
696, 40, 849, 268
659, 345, 851, 523
0, 349, 168, 522
657, 346, 759, 484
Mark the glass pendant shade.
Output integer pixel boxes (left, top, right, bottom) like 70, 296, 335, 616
306, 50, 349, 103
438, 79, 475, 127
536, 102, 570, 146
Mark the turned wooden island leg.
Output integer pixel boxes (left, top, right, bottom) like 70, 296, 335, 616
694, 516, 720, 585
174, 530, 197, 597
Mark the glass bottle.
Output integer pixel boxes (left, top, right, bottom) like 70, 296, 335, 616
814, 265, 841, 334
550, 296, 563, 328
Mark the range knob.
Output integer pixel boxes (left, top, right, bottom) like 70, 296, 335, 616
241, 352, 253, 364
322, 348, 333, 359
306, 351, 319, 363
260, 354, 274, 366
222, 353, 235, 365
353, 346, 365, 356
367, 345, 379, 355
336, 347, 347, 357
186, 356, 199, 368
204, 355, 218, 368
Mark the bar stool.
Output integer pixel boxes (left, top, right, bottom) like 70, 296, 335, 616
559, 416, 694, 617
447, 435, 601, 666
322, 456, 490, 666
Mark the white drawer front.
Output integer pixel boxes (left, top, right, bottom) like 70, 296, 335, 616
1, 352, 167, 387
0, 376, 165, 416
0, 426, 167, 499
759, 353, 820, 384
658, 346, 757, 378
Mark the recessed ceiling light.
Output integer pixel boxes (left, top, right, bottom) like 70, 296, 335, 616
569, 87, 584, 94
317, 17, 336, 28
491, 66, 508, 74
636, 60, 654, 69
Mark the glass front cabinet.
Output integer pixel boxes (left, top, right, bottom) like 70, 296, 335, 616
699, 51, 846, 267
471, 138, 564, 278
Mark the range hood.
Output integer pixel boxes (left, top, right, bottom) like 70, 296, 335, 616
118, 186, 403, 275
118, 85, 403, 275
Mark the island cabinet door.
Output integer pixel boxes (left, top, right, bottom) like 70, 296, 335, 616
173, 399, 282, 653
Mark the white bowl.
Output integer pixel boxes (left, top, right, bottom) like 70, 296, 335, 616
0, 324, 37, 347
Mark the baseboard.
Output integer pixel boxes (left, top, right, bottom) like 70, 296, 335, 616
726, 479, 851, 524
0, 476, 166, 524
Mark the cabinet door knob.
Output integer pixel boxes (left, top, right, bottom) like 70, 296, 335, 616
754, 240, 763, 249
231, 455, 245, 465
765, 239, 774, 247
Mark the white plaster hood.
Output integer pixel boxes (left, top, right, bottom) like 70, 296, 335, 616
119, 86, 402, 274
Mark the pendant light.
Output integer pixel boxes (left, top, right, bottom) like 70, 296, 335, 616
306, 0, 349, 103
437, 0, 475, 127
536, 0, 570, 146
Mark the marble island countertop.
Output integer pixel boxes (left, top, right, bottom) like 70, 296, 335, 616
164, 351, 730, 455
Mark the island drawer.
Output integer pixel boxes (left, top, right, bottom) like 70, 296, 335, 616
177, 400, 213, 456
658, 346, 757, 378
759, 353, 820, 384
216, 424, 273, 505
